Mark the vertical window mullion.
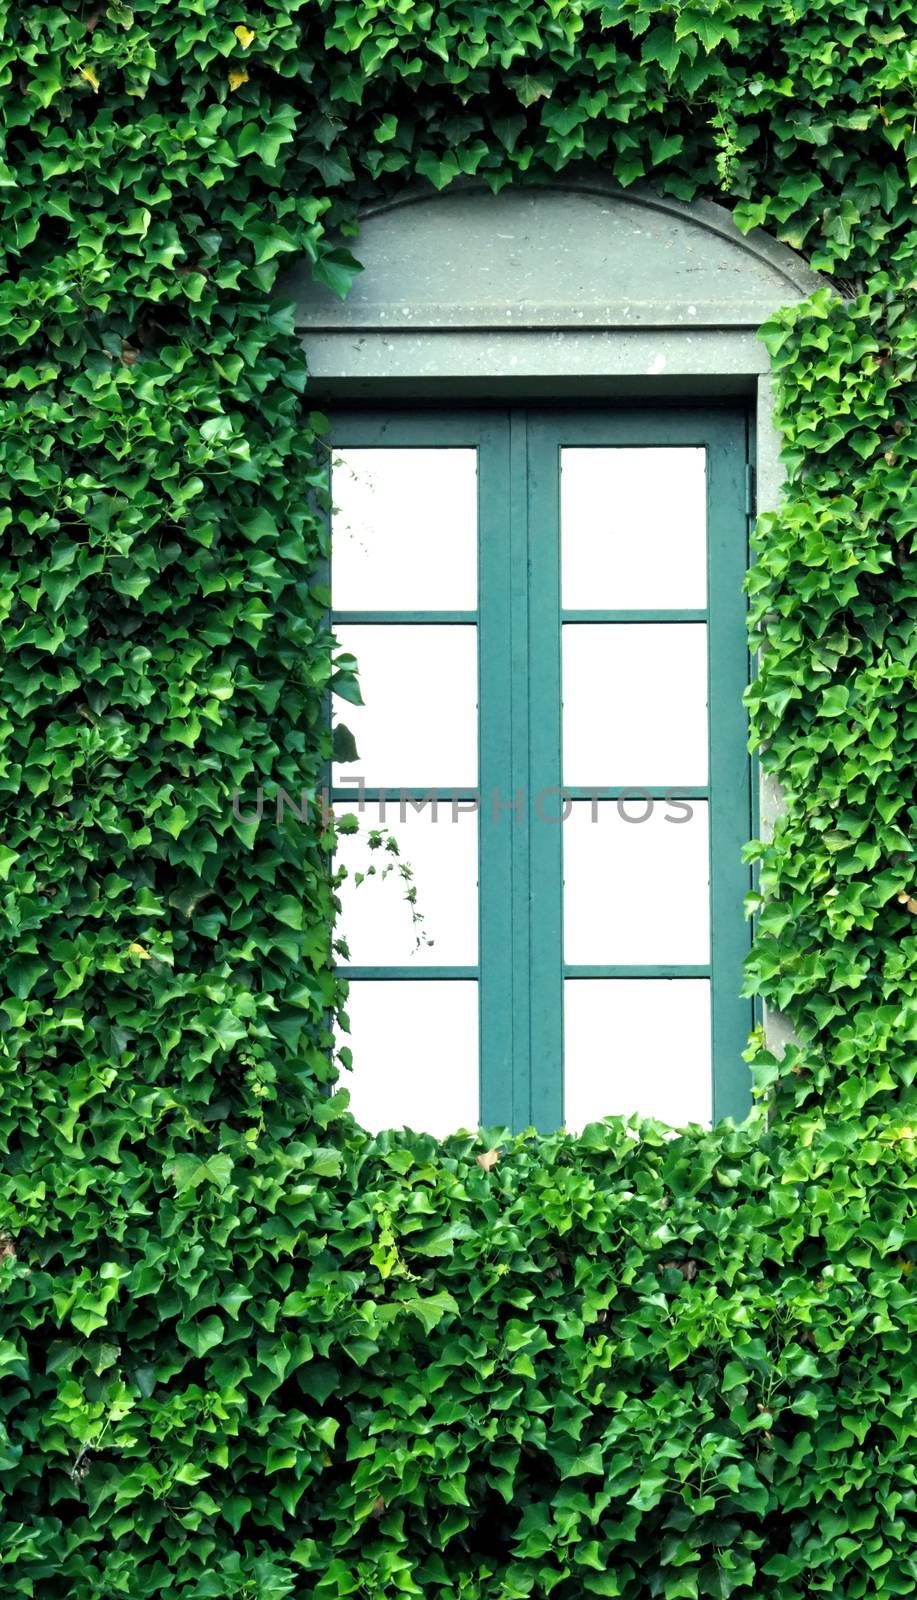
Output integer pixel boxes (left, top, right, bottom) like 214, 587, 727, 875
525, 414, 565, 1132
478, 414, 517, 1129
509, 410, 533, 1130
707, 416, 755, 1122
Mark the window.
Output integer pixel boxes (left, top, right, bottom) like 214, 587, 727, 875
329, 407, 754, 1136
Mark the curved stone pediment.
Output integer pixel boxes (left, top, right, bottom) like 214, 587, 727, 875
285, 181, 824, 332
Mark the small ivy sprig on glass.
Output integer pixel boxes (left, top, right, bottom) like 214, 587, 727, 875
334, 812, 433, 954
357, 827, 433, 954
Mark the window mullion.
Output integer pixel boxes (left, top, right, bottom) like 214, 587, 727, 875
525, 413, 565, 1133
707, 416, 755, 1122
478, 413, 518, 1130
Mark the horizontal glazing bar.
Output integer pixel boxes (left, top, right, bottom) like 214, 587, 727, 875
331, 610, 478, 625
330, 787, 480, 803
562, 786, 709, 801
331, 786, 708, 800
331, 418, 500, 447
329, 788, 709, 813
339, 966, 479, 980
561, 610, 707, 623
564, 965, 711, 978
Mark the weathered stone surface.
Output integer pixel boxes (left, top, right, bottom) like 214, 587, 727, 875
283, 181, 823, 332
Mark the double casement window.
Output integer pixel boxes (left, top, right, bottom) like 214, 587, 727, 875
329, 406, 755, 1137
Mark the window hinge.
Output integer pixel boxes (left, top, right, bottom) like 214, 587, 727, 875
745, 463, 757, 521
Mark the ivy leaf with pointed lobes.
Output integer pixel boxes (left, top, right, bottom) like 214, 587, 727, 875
820, 684, 850, 716
332, 722, 359, 764
641, 26, 681, 74
164, 1154, 235, 1194
176, 1314, 225, 1358
509, 71, 554, 106
312, 247, 364, 299
400, 1290, 459, 1334
415, 150, 461, 190
330, 667, 364, 705
674, 9, 740, 51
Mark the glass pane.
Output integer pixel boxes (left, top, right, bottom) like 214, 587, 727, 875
337, 980, 478, 1137
332, 447, 477, 610
564, 979, 711, 1132
335, 801, 477, 965
561, 447, 706, 610
332, 624, 477, 787
563, 623, 707, 785
564, 800, 709, 964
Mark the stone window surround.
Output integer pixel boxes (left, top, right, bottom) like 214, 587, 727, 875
284, 176, 828, 1066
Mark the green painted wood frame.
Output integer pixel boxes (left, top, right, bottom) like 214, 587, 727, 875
328, 405, 754, 1133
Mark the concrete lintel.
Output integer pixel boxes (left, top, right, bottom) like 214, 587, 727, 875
302, 328, 772, 390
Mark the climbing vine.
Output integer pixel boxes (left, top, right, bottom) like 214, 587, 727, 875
0, 2, 915, 1597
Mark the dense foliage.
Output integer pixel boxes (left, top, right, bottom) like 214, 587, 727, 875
1, 0, 915, 1595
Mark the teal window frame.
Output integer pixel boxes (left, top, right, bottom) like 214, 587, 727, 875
329, 405, 755, 1133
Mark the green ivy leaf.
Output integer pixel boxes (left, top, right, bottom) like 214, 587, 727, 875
332, 723, 360, 763
176, 1315, 225, 1358
401, 1290, 459, 1333
312, 248, 363, 299
641, 26, 680, 74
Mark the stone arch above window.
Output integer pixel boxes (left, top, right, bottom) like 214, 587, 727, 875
289, 180, 823, 333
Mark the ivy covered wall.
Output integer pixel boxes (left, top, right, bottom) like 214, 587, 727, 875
1, 2, 916, 1596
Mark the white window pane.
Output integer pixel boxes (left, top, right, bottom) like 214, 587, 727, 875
564, 800, 709, 964
561, 447, 706, 610
337, 981, 478, 1137
563, 623, 707, 785
332, 624, 477, 787
332, 448, 477, 610
564, 979, 711, 1132
335, 802, 477, 965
